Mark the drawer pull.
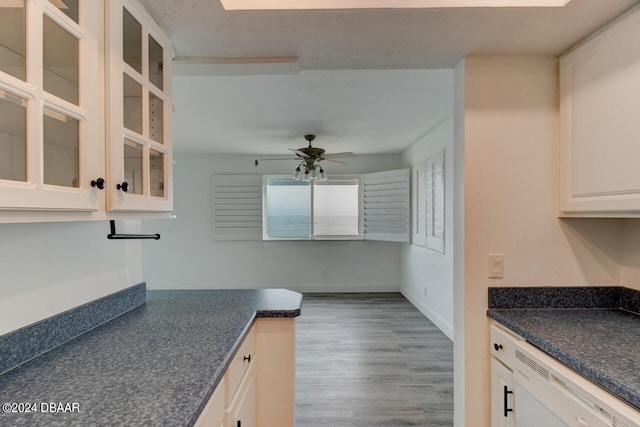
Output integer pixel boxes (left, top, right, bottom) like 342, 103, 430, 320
237, 420, 241, 427
243, 354, 251, 363
494, 343, 503, 351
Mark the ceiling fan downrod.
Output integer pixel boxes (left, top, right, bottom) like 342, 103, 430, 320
304, 134, 316, 147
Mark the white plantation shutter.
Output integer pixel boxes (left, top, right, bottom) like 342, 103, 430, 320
213, 175, 262, 240
411, 151, 445, 251
363, 169, 410, 242
411, 163, 427, 247
426, 151, 445, 252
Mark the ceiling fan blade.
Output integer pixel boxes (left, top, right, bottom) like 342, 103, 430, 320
322, 152, 356, 159
288, 148, 310, 158
258, 156, 298, 161
254, 157, 298, 167
321, 159, 348, 166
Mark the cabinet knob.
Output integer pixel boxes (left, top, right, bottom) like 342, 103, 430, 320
90, 178, 106, 190
494, 343, 503, 351
243, 354, 251, 363
116, 181, 130, 192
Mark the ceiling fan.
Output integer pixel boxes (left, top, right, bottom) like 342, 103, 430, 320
255, 134, 355, 181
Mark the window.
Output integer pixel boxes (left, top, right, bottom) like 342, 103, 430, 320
212, 170, 409, 243
263, 176, 362, 240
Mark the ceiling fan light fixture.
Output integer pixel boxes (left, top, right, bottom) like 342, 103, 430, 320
318, 166, 327, 181
293, 165, 302, 180
309, 167, 319, 180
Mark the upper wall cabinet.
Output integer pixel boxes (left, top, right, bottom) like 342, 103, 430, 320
0, 0, 172, 220
0, 0, 102, 211
106, 0, 173, 212
559, 5, 640, 217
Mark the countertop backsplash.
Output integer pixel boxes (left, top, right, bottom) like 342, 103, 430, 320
0, 283, 146, 375
488, 285, 640, 312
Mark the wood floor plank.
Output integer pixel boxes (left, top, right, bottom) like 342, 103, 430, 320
295, 293, 454, 427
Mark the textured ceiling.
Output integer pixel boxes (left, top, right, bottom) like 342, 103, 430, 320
141, 0, 639, 155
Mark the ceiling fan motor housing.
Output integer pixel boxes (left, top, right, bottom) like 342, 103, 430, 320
299, 134, 325, 159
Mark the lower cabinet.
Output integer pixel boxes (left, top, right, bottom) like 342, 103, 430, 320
490, 358, 515, 427
489, 324, 516, 427
196, 318, 295, 427
226, 363, 256, 427
195, 377, 226, 427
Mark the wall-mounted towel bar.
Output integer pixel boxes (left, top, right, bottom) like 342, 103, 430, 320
107, 220, 161, 240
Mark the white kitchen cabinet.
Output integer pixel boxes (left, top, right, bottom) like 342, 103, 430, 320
196, 318, 296, 427
105, 0, 173, 212
195, 377, 226, 427
0, 0, 102, 211
491, 358, 515, 427
226, 362, 256, 427
0, 0, 173, 221
559, 5, 640, 217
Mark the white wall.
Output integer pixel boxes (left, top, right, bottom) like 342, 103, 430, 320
0, 220, 142, 336
400, 117, 454, 339
461, 56, 623, 427
142, 153, 404, 292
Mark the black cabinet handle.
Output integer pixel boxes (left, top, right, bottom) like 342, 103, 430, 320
237, 421, 241, 427
116, 181, 130, 192
503, 385, 513, 417
494, 343, 503, 351
243, 354, 251, 363
90, 178, 106, 190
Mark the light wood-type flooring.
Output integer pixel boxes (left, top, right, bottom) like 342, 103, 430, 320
295, 293, 454, 427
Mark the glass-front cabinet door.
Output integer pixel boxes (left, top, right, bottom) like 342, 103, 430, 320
0, 0, 101, 210
106, 0, 173, 212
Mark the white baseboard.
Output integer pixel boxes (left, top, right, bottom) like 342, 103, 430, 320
147, 283, 401, 293
286, 284, 401, 293
401, 288, 454, 341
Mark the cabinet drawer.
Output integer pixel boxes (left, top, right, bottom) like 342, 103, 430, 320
490, 325, 517, 368
195, 377, 226, 427
226, 325, 256, 405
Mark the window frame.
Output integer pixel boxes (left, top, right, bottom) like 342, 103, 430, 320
261, 174, 364, 241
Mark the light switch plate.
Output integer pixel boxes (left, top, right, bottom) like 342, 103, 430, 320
488, 253, 504, 279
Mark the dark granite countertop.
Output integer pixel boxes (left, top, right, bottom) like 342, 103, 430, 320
0, 289, 302, 427
488, 308, 640, 411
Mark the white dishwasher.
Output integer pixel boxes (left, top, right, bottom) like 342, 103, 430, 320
512, 340, 640, 427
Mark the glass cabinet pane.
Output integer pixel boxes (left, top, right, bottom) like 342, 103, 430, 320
48, 0, 79, 23
0, 1, 26, 80
149, 149, 164, 197
123, 140, 143, 195
122, 8, 142, 74
149, 92, 163, 143
123, 73, 142, 133
43, 15, 79, 105
148, 35, 163, 90
0, 90, 27, 182
43, 107, 79, 188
